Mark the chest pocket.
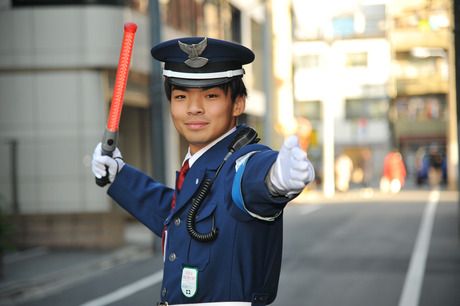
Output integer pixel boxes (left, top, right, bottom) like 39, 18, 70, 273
186, 201, 217, 271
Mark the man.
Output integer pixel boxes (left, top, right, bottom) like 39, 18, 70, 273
92, 37, 315, 306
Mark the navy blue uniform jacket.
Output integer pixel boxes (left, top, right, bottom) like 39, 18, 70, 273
108, 127, 293, 305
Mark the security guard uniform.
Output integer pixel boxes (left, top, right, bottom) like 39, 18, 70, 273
106, 37, 299, 305
108, 125, 291, 305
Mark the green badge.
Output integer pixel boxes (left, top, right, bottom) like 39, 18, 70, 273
181, 266, 198, 298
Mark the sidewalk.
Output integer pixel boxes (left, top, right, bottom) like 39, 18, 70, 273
0, 223, 156, 306
293, 186, 458, 205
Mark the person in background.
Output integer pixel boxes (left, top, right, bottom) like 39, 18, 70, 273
427, 143, 443, 187
335, 152, 353, 192
380, 149, 406, 193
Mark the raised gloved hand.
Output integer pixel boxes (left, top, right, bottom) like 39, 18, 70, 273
267, 135, 315, 197
91, 143, 125, 184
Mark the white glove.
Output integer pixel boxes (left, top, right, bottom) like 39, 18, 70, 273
91, 143, 125, 183
268, 135, 315, 197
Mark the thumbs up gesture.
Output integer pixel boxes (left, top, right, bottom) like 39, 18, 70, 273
268, 135, 315, 197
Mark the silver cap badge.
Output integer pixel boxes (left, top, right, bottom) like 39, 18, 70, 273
178, 37, 209, 68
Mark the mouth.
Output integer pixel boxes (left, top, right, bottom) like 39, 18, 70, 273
185, 121, 209, 130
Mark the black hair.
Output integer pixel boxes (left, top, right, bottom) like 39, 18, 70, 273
164, 77, 248, 102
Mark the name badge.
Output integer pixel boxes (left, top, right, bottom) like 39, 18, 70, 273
181, 266, 198, 298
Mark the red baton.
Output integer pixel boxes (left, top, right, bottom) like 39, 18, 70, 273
96, 22, 137, 187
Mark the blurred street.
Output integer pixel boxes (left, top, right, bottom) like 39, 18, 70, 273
0, 1, 459, 305
1, 188, 459, 306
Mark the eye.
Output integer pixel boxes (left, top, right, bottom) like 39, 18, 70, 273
173, 94, 186, 100
206, 93, 219, 99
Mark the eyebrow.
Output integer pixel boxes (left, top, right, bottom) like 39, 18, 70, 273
172, 85, 219, 91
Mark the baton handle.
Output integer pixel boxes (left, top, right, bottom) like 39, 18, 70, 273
95, 130, 118, 187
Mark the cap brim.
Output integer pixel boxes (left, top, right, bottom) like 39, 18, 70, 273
166, 76, 239, 88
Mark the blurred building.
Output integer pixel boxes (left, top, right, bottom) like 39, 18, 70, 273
0, 0, 271, 248
292, 0, 391, 193
386, 0, 453, 187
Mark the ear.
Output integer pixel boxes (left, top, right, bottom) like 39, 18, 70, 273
232, 96, 246, 117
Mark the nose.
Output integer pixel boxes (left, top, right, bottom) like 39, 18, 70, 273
187, 93, 204, 115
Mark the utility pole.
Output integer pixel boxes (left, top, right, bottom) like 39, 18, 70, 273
453, 0, 460, 237
149, 0, 166, 183
149, 0, 167, 253
263, 1, 274, 146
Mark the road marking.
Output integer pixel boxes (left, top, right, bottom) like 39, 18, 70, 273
398, 189, 440, 306
301, 205, 321, 215
79, 270, 163, 306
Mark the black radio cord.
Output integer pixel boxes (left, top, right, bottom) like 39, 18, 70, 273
186, 178, 218, 242
186, 126, 259, 243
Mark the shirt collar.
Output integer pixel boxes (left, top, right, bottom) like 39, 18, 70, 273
183, 127, 237, 168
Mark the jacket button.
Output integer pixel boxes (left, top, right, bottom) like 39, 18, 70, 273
174, 218, 181, 226
162, 287, 167, 297
169, 252, 176, 262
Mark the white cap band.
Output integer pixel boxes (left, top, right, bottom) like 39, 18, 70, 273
163, 68, 245, 79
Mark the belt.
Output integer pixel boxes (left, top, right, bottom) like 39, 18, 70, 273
158, 302, 251, 306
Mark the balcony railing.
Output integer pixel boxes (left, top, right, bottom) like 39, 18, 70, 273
395, 77, 449, 95
388, 29, 450, 51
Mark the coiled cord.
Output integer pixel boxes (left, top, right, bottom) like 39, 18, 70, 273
186, 178, 219, 242
185, 126, 259, 243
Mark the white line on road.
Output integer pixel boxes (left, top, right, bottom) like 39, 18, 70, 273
79, 270, 163, 306
398, 189, 440, 306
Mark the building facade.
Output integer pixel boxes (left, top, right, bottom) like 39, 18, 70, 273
386, 0, 453, 187
0, 0, 270, 248
292, 0, 391, 193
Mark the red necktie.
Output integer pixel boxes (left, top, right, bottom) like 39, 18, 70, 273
162, 160, 190, 255
171, 160, 190, 209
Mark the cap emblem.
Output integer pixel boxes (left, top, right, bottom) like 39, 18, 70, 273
178, 38, 209, 68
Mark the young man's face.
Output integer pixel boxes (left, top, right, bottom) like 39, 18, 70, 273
170, 86, 245, 154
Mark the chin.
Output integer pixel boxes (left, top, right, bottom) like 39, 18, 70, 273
185, 135, 208, 146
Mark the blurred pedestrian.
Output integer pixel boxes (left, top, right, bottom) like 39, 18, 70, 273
91, 37, 315, 305
380, 150, 406, 193
360, 149, 373, 188
427, 144, 443, 187
335, 152, 353, 192
415, 147, 429, 185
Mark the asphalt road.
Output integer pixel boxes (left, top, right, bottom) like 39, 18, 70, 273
4, 189, 460, 306
277, 190, 460, 306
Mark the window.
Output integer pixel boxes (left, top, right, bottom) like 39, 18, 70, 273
346, 52, 368, 67
345, 98, 388, 120
395, 50, 447, 79
163, 0, 205, 35
362, 4, 386, 36
294, 100, 322, 120
251, 19, 264, 91
295, 54, 320, 70
13, 0, 126, 6
231, 5, 241, 43
393, 95, 446, 121
332, 16, 354, 38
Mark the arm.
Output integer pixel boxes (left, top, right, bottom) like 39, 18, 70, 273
92, 143, 173, 236
230, 136, 315, 219
108, 165, 174, 236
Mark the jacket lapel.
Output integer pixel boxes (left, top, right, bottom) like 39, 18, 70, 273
171, 127, 240, 214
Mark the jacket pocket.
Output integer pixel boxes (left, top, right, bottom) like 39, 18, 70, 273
186, 201, 217, 271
